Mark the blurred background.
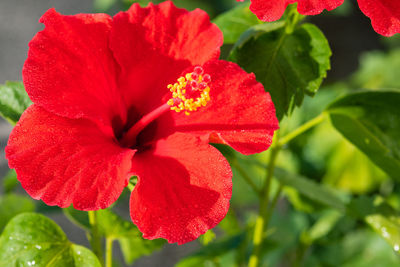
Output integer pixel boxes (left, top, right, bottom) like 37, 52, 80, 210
0, 0, 399, 266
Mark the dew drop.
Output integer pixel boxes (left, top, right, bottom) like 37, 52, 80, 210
35, 245, 42, 250
27, 260, 36, 266
394, 244, 399, 251
381, 227, 390, 238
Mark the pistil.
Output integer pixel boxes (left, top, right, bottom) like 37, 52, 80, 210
120, 103, 171, 147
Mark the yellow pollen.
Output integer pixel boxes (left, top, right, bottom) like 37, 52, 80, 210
167, 66, 211, 116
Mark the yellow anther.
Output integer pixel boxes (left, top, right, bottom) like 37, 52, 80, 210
166, 67, 211, 115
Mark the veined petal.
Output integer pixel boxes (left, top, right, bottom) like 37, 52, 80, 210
6, 105, 135, 210
130, 133, 232, 244
110, 1, 223, 115
357, 0, 400, 36
248, 0, 343, 21
171, 60, 279, 155
23, 8, 126, 126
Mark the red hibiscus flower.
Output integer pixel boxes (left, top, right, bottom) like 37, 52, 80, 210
238, 0, 400, 36
5, 1, 278, 244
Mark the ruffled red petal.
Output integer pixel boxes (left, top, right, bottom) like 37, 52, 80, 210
5, 105, 135, 210
129, 133, 232, 244
170, 60, 279, 155
110, 1, 223, 114
357, 0, 400, 36
23, 8, 126, 126
247, 0, 343, 21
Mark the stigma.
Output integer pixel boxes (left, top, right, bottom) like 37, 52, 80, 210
166, 66, 211, 116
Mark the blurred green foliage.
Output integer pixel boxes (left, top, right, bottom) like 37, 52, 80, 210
1, 0, 400, 266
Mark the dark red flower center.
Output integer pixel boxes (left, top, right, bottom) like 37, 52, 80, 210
119, 66, 211, 148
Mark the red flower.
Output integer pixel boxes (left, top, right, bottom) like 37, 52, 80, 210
239, 0, 400, 36
5, 1, 278, 244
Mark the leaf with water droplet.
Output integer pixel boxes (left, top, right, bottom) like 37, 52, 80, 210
366, 214, 400, 254
63, 207, 164, 265
0, 213, 101, 266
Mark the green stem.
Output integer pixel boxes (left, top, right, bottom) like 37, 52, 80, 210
285, 4, 304, 34
88, 210, 104, 265
232, 158, 261, 196
264, 184, 283, 225
278, 113, 326, 147
105, 238, 114, 267
248, 141, 281, 267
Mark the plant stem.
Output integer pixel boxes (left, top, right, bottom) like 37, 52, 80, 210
248, 141, 281, 267
278, 113, 326, 147
105, 238, 114, 267
264, 184, 283, 225
88, 210, 103, 265
232, 158, 261, 196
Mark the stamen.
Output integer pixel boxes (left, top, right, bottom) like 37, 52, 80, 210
120, 66, 212, 148
167, 66, 211, 116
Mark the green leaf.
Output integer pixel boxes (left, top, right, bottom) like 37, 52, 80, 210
301, 210, 342, 244
347, 196, 400, 253
0, 213, 101, 266
63, 207, 164, 264
63, 206, 91, 230
365, 214, 400, 253
0, 81, 32, 124
326, 90, 400, 180
213, 3, 262, 44
0, 194, 35, 232
229, 23, 331, 120
97, 210, 164, 264
2, 169, 19, 193
274, 168, 347, 212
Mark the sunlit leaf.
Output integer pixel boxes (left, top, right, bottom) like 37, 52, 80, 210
301, 210, 342, 244
229, 23, 331, 120
327, 90, 400, 180
0, 81, 31, 125
365, 215, 400, 254
0, 213, 100, 266
213, 3, 261, 44
274, 168, 347, 212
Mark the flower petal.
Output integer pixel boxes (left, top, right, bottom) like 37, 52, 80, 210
248, 0, 343, 21
6, 105, 135, 210
23, 8, 126, 126
110, 1, 223, 114
171, 60, 279, 155
130, 133, 232, 244
357, 0, 400, 36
